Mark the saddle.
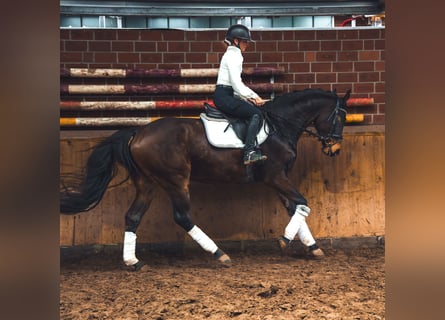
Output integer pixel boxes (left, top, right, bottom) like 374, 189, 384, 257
204, 103, 250, 141
200, 103, 269, 149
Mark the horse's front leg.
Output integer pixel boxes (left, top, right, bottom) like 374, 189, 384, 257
277, 195, 324, 259
268, 176, 324, 259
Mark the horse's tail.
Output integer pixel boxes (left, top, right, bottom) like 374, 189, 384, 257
60, 127, 140, 214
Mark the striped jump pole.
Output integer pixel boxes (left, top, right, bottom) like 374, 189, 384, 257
60, 67, 285, 78
60, 83, 284, 95
60, 100, 214, 111
346, 98, 374, 106
60, 114, 364, 127
60, 116, 196, 127
60, 98, 372, 111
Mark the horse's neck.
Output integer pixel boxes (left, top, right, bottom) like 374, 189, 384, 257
265, 105, 309, 146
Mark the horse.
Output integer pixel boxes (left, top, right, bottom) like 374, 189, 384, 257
60, 88, 350, 270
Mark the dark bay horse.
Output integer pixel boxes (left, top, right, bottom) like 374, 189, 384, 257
60, 88, 350, 270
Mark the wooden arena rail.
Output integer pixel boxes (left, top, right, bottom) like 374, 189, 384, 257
60, 67, 371, 127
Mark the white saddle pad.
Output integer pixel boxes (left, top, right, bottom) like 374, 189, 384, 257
200, 113, 269, 148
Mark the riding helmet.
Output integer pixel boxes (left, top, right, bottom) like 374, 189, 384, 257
225, 24, 254, 43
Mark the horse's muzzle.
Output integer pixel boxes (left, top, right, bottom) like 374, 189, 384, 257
322, 140, 341, 157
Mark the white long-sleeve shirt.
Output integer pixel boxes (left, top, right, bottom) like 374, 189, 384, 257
216, 46, 259, 100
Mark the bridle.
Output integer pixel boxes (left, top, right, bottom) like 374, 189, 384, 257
304, 97, 347, 149
260, 93, 347, 154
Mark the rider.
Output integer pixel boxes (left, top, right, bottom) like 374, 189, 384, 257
213, 24, 267, 165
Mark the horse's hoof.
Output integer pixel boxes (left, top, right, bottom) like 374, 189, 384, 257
217, 254, 232, 267
277, 237, 291, 255
277, 237, 287, 251
128, 260, 148, 271
214, 249, 232, 267
308, 248, 325, 260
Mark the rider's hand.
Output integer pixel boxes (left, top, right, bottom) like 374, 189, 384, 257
250, 97, 265, 106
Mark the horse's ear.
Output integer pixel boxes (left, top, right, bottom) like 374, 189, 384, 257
343, 89, 351, 102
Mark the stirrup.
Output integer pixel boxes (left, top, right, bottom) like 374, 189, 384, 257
243, 150, 267, 165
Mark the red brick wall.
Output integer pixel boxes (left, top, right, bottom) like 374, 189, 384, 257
60, 28, 385, 125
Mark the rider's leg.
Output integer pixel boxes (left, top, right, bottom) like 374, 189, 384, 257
213, 87, 267, 165
243, 113, 267, 165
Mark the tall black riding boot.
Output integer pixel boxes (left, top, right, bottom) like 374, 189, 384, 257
243, 114, 267, 165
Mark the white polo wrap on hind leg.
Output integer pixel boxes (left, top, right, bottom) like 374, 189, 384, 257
188, 225, 218, 254
123, 231, 139, 266
284, 204, 311, 241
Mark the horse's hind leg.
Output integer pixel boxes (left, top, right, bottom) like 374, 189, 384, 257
123, 177, 154, 271
162, 180, 231, 266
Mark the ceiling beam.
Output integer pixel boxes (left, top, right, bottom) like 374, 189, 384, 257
60, 1, 385, 16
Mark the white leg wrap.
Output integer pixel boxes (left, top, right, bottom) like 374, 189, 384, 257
123, 231, 139, 266
188, 225, 218, 254
297, 219, 316, 247
284, 205, 311, 241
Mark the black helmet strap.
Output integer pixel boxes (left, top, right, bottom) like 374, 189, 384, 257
233, 38, 241, 49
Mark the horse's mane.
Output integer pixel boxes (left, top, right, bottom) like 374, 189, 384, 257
262, 88, 337, 146
263, 88, 336, 112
